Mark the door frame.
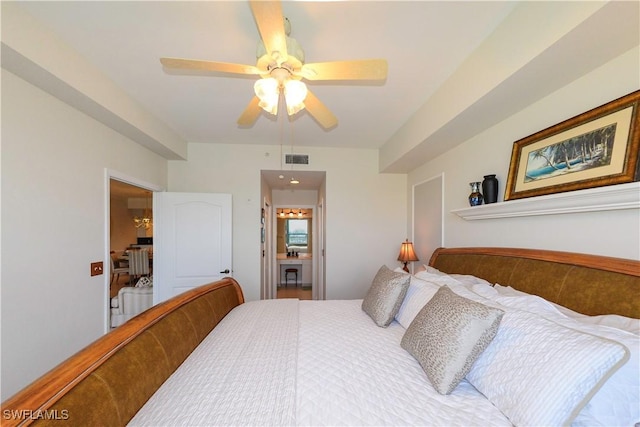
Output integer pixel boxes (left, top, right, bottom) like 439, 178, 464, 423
104, 169, 163, 333
315, 199, 325, 300
261, 199, 273, 299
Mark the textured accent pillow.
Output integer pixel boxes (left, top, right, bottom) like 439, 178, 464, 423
135, 276, 153, 287
362, 265, 410, 327
401, 285, 504, 395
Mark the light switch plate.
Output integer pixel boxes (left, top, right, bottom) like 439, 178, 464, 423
91, 261, 104, 277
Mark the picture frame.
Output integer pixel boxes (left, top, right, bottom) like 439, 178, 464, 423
504, 91, 640, 201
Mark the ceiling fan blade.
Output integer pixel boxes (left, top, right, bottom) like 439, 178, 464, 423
300, 59, 388, 81
237, 96, 262, 127
249, 0, 288, 62
304, 90, 337, 129
160, 57, 260, 76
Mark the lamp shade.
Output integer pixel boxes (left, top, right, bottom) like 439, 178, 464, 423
397, 239, 419, 262
254, 78, 279, 115
284, 80, 307, 115
397, 239, 418, 272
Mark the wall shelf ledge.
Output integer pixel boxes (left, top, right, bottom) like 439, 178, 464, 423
452, 182, 640, 220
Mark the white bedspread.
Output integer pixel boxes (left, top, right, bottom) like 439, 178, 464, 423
296, 300, 511, 426
130, 299, 512, 426
130, 299, 299, 426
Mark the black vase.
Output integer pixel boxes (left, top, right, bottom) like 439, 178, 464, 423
482, 174, 498, 204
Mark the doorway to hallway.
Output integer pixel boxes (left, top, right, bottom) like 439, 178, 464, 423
260, 170, 326, 300
275, 207, 313, 299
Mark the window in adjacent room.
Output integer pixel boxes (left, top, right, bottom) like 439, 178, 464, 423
286, 219, 308, 247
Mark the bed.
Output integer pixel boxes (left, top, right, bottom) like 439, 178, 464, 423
2, 247, 638, 426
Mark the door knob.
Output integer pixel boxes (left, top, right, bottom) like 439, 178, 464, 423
220, 269, 230, 274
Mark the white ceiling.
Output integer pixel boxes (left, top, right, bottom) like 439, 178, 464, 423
6, 1, 639, 179
13, 1, 516, 151
262, 169, 326, 191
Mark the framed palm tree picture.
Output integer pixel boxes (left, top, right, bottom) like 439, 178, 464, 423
504, 91, 640, 201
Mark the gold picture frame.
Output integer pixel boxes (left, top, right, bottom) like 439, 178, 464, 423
504, 91, 640, 201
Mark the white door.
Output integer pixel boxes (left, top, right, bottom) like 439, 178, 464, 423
153, 192, 232, 304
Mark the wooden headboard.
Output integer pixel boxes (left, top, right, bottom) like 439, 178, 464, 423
429, 247, 640, 319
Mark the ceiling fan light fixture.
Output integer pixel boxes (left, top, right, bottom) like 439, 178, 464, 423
284, 80, 307, 115
161, 3, 388, 130
254, 78, 279, 114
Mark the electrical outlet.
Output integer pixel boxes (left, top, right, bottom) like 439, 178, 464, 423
91, 261, 104, 277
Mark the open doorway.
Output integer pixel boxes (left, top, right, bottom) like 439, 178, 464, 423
109, 180, 153, 291
275, 208, 313, 300
106, 172, 161, 332
260, 170, 326, 300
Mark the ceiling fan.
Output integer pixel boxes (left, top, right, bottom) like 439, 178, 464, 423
160, 0, 388, 129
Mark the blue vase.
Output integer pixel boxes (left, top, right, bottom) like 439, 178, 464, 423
469, 182, 483, 206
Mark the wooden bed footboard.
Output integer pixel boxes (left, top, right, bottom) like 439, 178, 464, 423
1, 278, 244, 427
429, 247, 640, 318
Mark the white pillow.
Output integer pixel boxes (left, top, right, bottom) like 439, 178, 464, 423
493, 283, 528, 297
487, 292, 640, 427
394, 276, 440, 328
421, 265, 447, 275
414, 270, 466, 286
449, 274, 493, 288
468, 282, 501, 300
395, 271, 496, 329
575, 314, 640, 336
465, 302, 630, 426
494, 284, 640, 335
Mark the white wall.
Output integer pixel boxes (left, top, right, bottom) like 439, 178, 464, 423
169, 143, 407, 301
272, 189, 318, 205
1, 70, 168, 400
407, 48, 640, 260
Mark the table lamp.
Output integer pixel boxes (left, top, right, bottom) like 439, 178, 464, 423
397, 239, 419, 272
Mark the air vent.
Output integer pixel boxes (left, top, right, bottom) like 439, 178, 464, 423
285, 154, 309, 165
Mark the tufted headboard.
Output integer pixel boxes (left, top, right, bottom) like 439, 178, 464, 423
429, 247, 639, 318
